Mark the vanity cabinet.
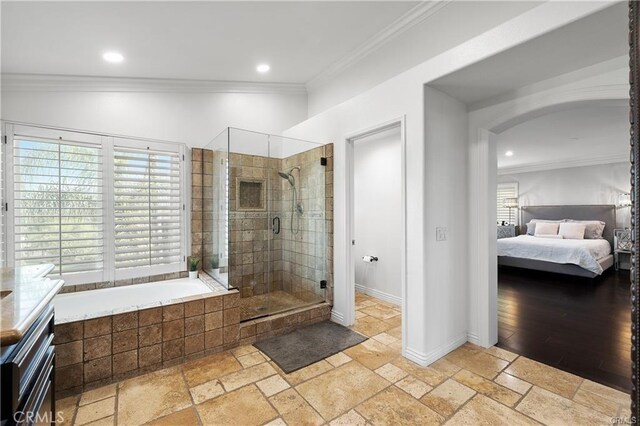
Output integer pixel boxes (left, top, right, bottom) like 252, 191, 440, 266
1, 305, 56, 425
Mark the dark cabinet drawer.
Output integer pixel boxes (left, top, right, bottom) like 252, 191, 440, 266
1, 305, 55, 425
14, 348, 54, 425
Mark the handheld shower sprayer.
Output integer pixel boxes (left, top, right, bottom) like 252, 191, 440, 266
277, 166, 302, 234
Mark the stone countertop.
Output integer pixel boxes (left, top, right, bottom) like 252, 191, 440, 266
0, 264, 64, 346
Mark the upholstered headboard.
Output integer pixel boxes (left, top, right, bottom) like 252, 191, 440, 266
519, 205, 616, 248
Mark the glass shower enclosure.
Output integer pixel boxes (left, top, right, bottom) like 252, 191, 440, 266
202, 128, 329, 321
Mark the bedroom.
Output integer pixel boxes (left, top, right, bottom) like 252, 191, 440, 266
494, 102, 631, 392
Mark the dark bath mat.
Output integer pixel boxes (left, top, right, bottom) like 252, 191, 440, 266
254, 321, 367, 373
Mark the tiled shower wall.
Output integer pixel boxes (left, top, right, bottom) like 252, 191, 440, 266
191, 148, 214, 267
228, 153, 282, 296
191, 144, 334, 305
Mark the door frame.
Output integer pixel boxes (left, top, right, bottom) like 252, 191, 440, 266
344, 116, 407, 354
629, 0, 639, 417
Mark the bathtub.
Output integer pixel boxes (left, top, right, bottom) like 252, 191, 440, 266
54, 277, 224, 323
52, 276, 240, 396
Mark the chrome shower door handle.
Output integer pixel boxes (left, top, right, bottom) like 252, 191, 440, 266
272, 217, 280, 234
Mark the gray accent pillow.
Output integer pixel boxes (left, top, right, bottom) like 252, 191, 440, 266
566, 220, 605, 239
526, 222, 536, 236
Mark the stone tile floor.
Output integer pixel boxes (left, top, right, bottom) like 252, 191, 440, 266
57, 292, 631, 425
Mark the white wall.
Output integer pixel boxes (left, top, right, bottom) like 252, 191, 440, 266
423, 87, 469, 359
354, 126, 402, 304
307, 1, 541, 116
1, 88, 307, 147
498, 162, 631, 228
284, 1, 613, 365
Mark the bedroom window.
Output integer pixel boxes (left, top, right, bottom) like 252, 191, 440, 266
497, 182, 519, 225
4, 124, 187, 285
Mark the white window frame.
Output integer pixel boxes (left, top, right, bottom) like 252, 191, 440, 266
3, 123, 188, 286
497, 182, 519, 226
111, 137, 187, 281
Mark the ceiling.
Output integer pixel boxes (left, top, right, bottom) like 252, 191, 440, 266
1, 1, 418, 83
430, 2, 628, 107
496, 105, 629, 172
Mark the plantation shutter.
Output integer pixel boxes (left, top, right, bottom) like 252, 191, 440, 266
497, 182, 518, 225
114, 146, 182, 276
12, 136, 104, 278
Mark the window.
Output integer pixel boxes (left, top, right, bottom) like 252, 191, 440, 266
114, 147, 182, 278
12, 135, 104, 282
5, 124, 187, 285
497, 182, 518, 225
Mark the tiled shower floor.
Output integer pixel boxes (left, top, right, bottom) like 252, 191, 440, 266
239, 290, 324, 321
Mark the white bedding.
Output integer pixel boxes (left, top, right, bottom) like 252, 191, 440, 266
497, 235, 612, 275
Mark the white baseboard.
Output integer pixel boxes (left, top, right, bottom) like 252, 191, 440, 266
355, 283, 401, 306
467, 332, 480, 345
405, 334, 467, 366
331, 309, 346, 326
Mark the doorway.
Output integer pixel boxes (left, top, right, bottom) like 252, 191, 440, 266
345, 118, 407, 355
492, 103, 631, 392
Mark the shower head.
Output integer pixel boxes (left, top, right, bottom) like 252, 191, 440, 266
278, 170, 295, 186
278, 166, 300, 186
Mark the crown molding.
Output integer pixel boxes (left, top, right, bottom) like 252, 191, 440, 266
498, 153, 629, 175
1, 73, 308, 95
305, 0, 451, 91
469, 56, 629, 112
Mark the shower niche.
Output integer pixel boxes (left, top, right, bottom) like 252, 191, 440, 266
236, 178, 265, 211
201, 128, 331, 321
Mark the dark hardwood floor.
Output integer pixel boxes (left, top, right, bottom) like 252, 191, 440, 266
497, 266, 631, 393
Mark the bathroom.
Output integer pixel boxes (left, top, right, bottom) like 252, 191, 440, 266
1, 2, 635, 425
0, 122, 334, 397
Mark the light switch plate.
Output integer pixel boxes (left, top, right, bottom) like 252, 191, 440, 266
436, 227, 447, 241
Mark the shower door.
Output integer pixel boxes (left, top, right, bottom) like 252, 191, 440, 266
269, 135, 327, 317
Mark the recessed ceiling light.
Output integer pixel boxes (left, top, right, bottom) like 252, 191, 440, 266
103, 51, 124, 64
505, 151, 514, 157
256, 64, 270, 73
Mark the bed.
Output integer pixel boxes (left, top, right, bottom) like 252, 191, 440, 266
497, 205, 615, 278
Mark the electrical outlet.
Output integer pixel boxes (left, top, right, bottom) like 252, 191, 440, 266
436, 227, 447, 241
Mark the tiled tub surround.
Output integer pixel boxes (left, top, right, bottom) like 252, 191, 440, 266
57, 271, 189, 294
54, 278, 224, 323
53, 281, 239, 398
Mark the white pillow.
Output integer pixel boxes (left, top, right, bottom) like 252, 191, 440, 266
534, 222, 559, 236
558, 222, 586, 240
526, 219, 565, 236
566, 220, 605, 239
